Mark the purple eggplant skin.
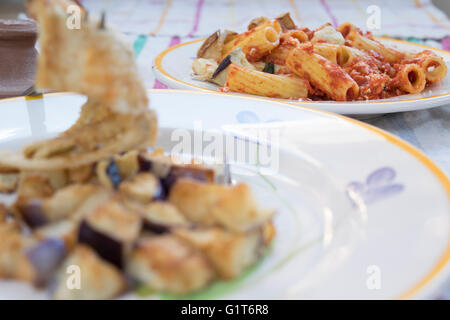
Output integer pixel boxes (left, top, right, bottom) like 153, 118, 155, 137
212, 54, 232, 79
78, 220, 124, 269
138, 154, 214, 195
162, 167, 210, 195
142, 220, 171, 234
19, 199, 49, 228
137, 153, 153, 172
152, 182, 166, 201
106, 159, 122, 190
27, 238, 67, 287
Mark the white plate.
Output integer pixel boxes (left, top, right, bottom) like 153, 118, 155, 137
0, 90, 448, 299
153, 38, 450, 115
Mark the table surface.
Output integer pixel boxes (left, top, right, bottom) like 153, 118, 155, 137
2, 0, 450, 299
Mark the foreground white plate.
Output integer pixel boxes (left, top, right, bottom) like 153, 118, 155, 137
153, 38, 450, 115
0, 90, 448, 299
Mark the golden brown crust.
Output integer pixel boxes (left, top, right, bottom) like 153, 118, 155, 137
169, 179, 274, 232
53, 245, 126, 300
127, 235, 215, 295
27, 0, 148, 115
174, 227, 264, 279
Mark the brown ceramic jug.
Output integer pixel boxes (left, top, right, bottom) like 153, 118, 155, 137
0, 19, 37, 98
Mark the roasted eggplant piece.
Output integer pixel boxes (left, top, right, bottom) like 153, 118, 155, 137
262, 62, 275, 74
248, 16, 269, 30
34, 220, 77, 250
26, 238, 66, 287
18, 184, 99, 228
0, 224, 36, 282
197, 30, 238, 61
138, 153, 215, 196
96, 158, 122, 190
53, 245, 126, 300
127, 235, 215, 295
114, 150, 139, 180
174, 227, 264, 280
209, 48, 256, 85
140, 201, 189, 234
18, 199, 48, 228
78, 199, 141, 268
0, 224, 66, 287
69, 187, 112, 222
119, 172, 164, 203
169, 179, 274, 232
275, 12, 296, 30
211, 54, 231, 79
197, 30, 220, 59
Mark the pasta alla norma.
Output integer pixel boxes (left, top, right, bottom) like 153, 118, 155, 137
192, 13, 448, 101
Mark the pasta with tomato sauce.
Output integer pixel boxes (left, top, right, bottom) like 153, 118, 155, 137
192, 12, 448, 102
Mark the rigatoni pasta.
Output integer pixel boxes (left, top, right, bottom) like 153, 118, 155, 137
192, 12, 448, 102
286, 45, 359, 101
346, 31, 404, 63
221, 19, 282, 62
225, 64, 308, 99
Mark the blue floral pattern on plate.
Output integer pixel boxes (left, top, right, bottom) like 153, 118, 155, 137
346, 167, 404, 206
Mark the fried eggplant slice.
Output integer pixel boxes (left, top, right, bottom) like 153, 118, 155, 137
0, 225, 36, 282
275, 12, 296, 30
197, 30, 238, 61
248, 16, 269, 30
18, 184, 99, 228
53, 245, 126, 300
114, 150, 140, 180
78, 199, 142, 268
140, 201, 190, 233
0, 225, 66, 287
169, 179, 274, 232
138, 152, 218, 195
34, 220, 78, 250
174, 227, 264, 280
0, 0, 158, 170
127, 235, 215, 295
119, 172, 164, 203
27, 0, 148, 114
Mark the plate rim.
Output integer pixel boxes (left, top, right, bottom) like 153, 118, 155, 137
0, 89, 449, 299
153, 37, 450, 107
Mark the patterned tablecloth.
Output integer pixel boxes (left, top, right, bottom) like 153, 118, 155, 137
39, 0, 450, 298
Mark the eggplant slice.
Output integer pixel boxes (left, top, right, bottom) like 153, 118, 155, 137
26, 238, 67, 287
119, 172, 164, 203
275, 12, 296, 30
78, 199, 141, 268
197, 30, 238, 61
18, 184, 99, 228
140, 201, 190, 234
53, 245, 126, 300
174, 227, 264, 280
169, 179, 274, 232
127, 235, 215, 295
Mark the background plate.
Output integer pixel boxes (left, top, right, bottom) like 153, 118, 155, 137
153, 38, 450, 115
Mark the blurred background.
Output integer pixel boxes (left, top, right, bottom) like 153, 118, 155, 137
1, 0, 450, 300
1, 0, 450, 18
